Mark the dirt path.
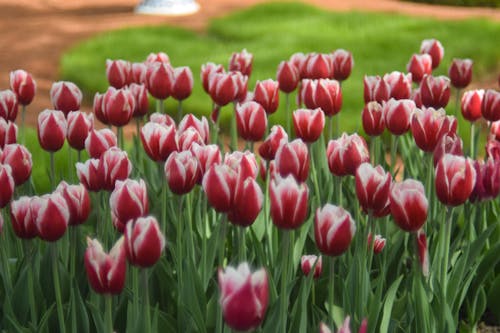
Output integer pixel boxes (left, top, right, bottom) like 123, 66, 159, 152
0, 0, 498, 126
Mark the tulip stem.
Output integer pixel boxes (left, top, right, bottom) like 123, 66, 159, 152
440, 207, 453, 298
285, 93, 291, 136
231, 103, 238, 151
77, 149, 82, 163
280, 230, 291, 333
117, 127, 124, 150
50, 151, 56, 190
328, 116, 334, 142
185, 193, 195, 263
21, 105, 26, 144
425, 154, 433, 229
157, 99, 165, 114
238, 227, 246, 262
177, 100, 183, 123
25, 241, 38, 326
454, 88, 461, 119
141, 269, 151, 333
51, 242, 67, 333
0, 231, 12, 295
105, 295, 113, 333
390, 135, 399, 177
329, 257, 335, 327
161, 171, 168, 236
470, 122, 475, 159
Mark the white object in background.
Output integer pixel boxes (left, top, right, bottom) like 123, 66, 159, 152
135, 0, 200, 16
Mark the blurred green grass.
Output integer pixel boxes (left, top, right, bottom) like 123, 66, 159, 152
61, 2, 499, 135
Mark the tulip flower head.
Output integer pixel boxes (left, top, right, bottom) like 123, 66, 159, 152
0, 90, 18, 122
481, 89, 500, 122
258, 125, 288, 161
124, 216, 165, 267
10, 196, 37, 239
0, 118, 17, 149
275, 139, 310, 182
229, 49, 253, 77
50, 81, 82, 115
85, 128, 117, 159
331, 49, 354, 81
67, 111, 94, 151
362, 102, 385, 137
276, 60, 300, 93
435, 154, 476, 206
461, 89, 484, 122
449, 58, 473, 89
301, 255, 322, 278
420, 38, 444, 69
390, 179, 428, 232
0, 143, 32, 186
355, 163, 391, 217
106, 59, 132, 89
327, 133, 370, 177
406, 53, 432, 83
10, 69, 36, 106
56, 181, 91, 226
31, 193, 69, 242
270, 175, 309, 230
314, 204, 356, 257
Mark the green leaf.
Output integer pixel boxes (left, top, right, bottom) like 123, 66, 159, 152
486, 274, 500, 323
380, 275, 403, 333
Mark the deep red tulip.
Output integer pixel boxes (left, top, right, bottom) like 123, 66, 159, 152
0, 118, 17, 149
67, 111, 93, 151
171, 66, 194, 101
461, 89, 484, 122
390, 179, 428, 232
110, 179, 148, 223
420, 75, 451, 109
433, 132, 463, 167
224, 150, 259, 180
258, 125, 288, 161
201, 62, 225, 94
304, 53, 333, 79
481, 89, 500, 122
124, 216, 165, 267
435, 154, 476, 206
101, 87, 135, 127
76, 158, 103, 192
0, 90, 18, 121
383, 99, 415, 135
140, 122, 177, 162
315, 204, 356, 256
449, 58, 473, 89
50, 81, 82, 115
202, 164, 237, 212
131, 62, 147, 84
10, 70, 36, 106
0, 164, 15, 208
149, 112, 176, 127
10, 196, 37, 239
227, 174, 263, 227
165, 151, 199, 195
235, 101, 267, 142
301, 255, 322, 278
93, 92, 108, 125
129, 83, 149, 118
218, 263, 268, 331
293, 108, 325, 143
486, 139, 500, 161
411, 107, 457, 152
37, 109, 67, 152
420, 39, 444, 69
85, 237, 127, 294
0, 144, 32, 186
417, 230, 429, 277
383, 72, 412, 100
178, 114, 210, 144
362, 102, 385, 136
145, 52, 170, 65
331, 49, 353, 81
406, 54, 432, 83
355, 163, 391, 217
276, 61, 300, 93
31, 193, 69, 241
327, 133, 370, 176
275, 139, 309, 182
368, 234, 386, 254
146, 62, 174, 100
364, 75, 390, 104
269, 175, 309, 229
209, 72, 242, 106
106, 59, 132, 89
469, 159, 500, 202
85, 128, 117, 159
191, 143, 221, 178
56, 181, 91, 226
253, 79, 279, 114
229, 49, 253, 77
99, 147, 133, 191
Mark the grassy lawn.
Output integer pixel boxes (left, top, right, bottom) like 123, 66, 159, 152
61, 2, 499, 135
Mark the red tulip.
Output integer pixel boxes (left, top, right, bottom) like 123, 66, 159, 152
146, 62, 174, 100
290, 52, 308, 78
10, 70, 36, 106
191, 142, 222, 177
31, 193, 69, 241
131, 62, 147, 84
0, 90, 18, 121
106, 59, 132, 89
301, 255, 322, 278
420, 75, 451, 109
417, 230, 429, 277
302, 79, 342, 117
218, 263, 268, 331
101, 87, 135, 127
85, 128, 117, 159
67, 111, 93, 151
93, 92, 108, 125
486, 139, 500, 161
331, 49, 353, 81
202, 164, 237, 212
0, 164, 15, 208
269, 174, 309, 229
383, 99, 415, 135
362, 102, 385, 136
0, 144, 32, 186
304, 53, 333, 79
140, 122, 177, 162
433, 132, 463, 167
124, 216, 165, 267
406, 54, 432, 83
461, 89, 484, 122
490, 121, 500, 141
275, 139, 309, 182
411, 107, 457, 152
413, 88, 423, 108
355, 163, 391, 217
364, 75, 390, 104
37, 109, 67, 152
481, 89, 500, 122
293, 108, 325, 143
178, 114, 210, 144
315, 204, 356, 256
420, 39, 444, 69
469, 159, 500, 202
201, 62, 225, 93
145, 52, 170, 65
235, 101, 267, 142
50, 81, 82, 115
224, 150, 259, 180
253, 79, 279, 114
129, 83, 149, 118
327, 133, 370, 176
149, 112, 176, 127
165, 151, 200, 195
229, 49, 253, 76
209, 72, 243, 106
435, 154, 476, 206
84, 237, 127, 294
176, 128, 204, 152
276, 61, 300, 93
171, 66, 194, 101
99, 148, 133, 191
56, 181, 91, 226
227, 174, 263, 227
10, 196, 37, 239
449, 58, 473, 89
258, 125, 288, 161
390, 179, 428, 232
368, 234, 386, 254
110, 179, 149, 223
76, 158, 103, 192
383, 72, 412, 100
0, 118, 18, 149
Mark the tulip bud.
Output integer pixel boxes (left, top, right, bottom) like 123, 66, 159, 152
364, 75, 390, 104
131, 62, 147, 84
276, 61, 300, 93
85, 128, 117, 159
0, 164, 15, 208
253, 79, 279, 114
469, 159, 500, 202
191, 143, 221, 177
355, 163, 391, 217
176, 128, 204, 152
129, 83, 149, 118
435, 154, 476, 206
76, 158, 103, 192
406, 54, 432, 83
293, 108, 325, 143
481, 89, 500, 122
99, 147, 132, 191
202, 164, 237, 212
31, 193, 69, 241
413, 88, 423, 108
420, 75, 451, 109
93, 92, 108, 125
304, 53, 333, 79
37, 109, 67, 152
10, 196, 37, 239
228, 175, 263, 227
146, 62, 174, 100
0, 144, 32, 186
235, 101, 267, 142
171, 66, 194, 101
224, 150, 259, 180
449, 58, 473, 89
101, 87, 135, 127
106, 59, 132, 88
84, 237, 127, 294
110, 179, 149, 223
270, 175, 309, 229
67, 111, 93, 151
124, 216, 165, 267
208, 72, 242, 106
150, 112, 176, 127
50, 81, 82, 115
290, 52, 308, 78
140, 122, 177, 162
420, 39, 444, 69
486, 139, 500, 161
331, 49, 354, 81
461, 89, 484, 122
362, 102, 385, 136
0, 90, 18, 121
165, 151, 200, 195
145, 52, 170, 65
368, 234, 386, 254
218, 263, 268, 331
201, 62, 225, 93
417, 230, 429, 277
383, 99, 416, 135
383, 72, 412, 100
302, 79, 342, 117
0, 118, 18, 149
327, 133, 370, 176
56, 181, 91, 226
229, 49, 253, 76
275, 139, 309, 182
258, 125, 288, 161
390, 179, 428, 232
301, 255, 322, 278
411, 107, 457, 152
315, 204, 356, 256
178, 114, 210, 145
433, 132, 463, 167
10, 70, 36, 106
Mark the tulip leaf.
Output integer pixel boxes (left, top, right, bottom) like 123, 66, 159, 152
10, 264, 30, 324
379, 275, 403, 333
86, 300, 104, 333
486, 274, 500, 323
37, 304, 55, 333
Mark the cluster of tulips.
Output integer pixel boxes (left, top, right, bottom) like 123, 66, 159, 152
0, 36, 499, 333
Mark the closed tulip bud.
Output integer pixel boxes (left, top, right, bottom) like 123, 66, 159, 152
253, 79, 279, 114
417, 230, 429, 277
276, 61, 300, 93
145, 52, 170, 65
411, 107, 457, 152
176, 129, 203, 153
259, 125, 288, 161
435, 154, 476, 206
270, 175, 309, 229
390, 179, 428, 232
50, 81, 82, 115
56, 181, 91, 225
171, 66, 194, 101
368, 234, 386, 254
420, 38, 444, 69
31, 193, 69, 241
0, 118, 18, 149
469, 159, 500, 202
208, 72, 240, 106
129, 83, 149, 118
315, 204, 356, 256
355, 163, 391, 217
275, 139, 309, 182
0, 90, 18, 121
201, 62, 225, 93
131, 62, 147, 84
165, 151, 200, 194
67, 111, 93, 151
140, 122, 177, 162
150, 112, 176, 127
10, 196, 37, 239
293, 108, 325, 143
110, 179, 148, 224
304, 53, 333, 79
178, 114, 210, 144
124, 216, 165, 267
308, 79, 343, 117
449, 58, 473, 89
0, 144, 32, 186
362, 102, 385, 136
37, 109, 67, 152
229, 49, 253, 76
364, 75, 390, 104
10, 70, 36, 106
420, 75, 451, 109
85, 237, 127, 294
102, 87, 135, 127
99, 148, 132, 191
106, 59, 132, 88
93, 92, 108, 125
191, 143, 221, 177
228, 175, 263, 227
218, 263, 268, 331
146, 62, 174, 100
461, 89, 484, 122
383, 72, 412, 100
203, 164, 237, 212
331, 49, 353, 81
383, 99, 415, 135
481, 89, 500, 122
224, 150, 259, 180
301, 255, 322, 278
76, 158, 103, 192
85, 128, 117, 159
290, 52, 308, 78
433, 132, 463, 167
327, 133, 370, 177
235, 101, 267, 142
406, 54, 432, 83
0, 164, 15, 208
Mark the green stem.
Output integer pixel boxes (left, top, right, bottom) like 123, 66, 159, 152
50, 151, 56, 190
425, 154, 433, 231
309, 143, 322, 207
0, 232, 12, 295
177, 100, 183, 123
238, 227, 246, 262
117, 127, 124, 151
390, 135, 399, 177
21, 105, 26, 144
132, 267, 140, 325
216, 215, 227, 333
161, 171, 168, 236
69, 227, 77, 279
185, 193, 195, 263
280, 231, 291, 333
52, 243, 66, 333
328, 116, 333, 142
264, 169, 273, 267
157, 99, 164, 114
77, 149, 82, 163
441, 207, 453, 296
470, 122, 475, 159
68, 144, 73, 182
285, 93, 291, 137
231, 103, 238, 151
105, 295, 113, 333
335, 113, 340, 139
26, 241, 37, 325
369, 137, 375, 165
329, 257, 335, 327
454, 88, 461, 119
142, 269, 151, 333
